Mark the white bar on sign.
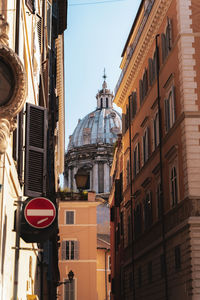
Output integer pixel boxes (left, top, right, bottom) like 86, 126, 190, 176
27, 209, 53, 216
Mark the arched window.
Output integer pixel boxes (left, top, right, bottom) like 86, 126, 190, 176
171, 166, 178, 206
106, 97, 108, 108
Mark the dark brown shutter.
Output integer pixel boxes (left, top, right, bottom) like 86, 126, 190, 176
25, 0, 35, 14
138, 143, 140, 172
24, 103, 47, 197
36, 15, 42, 52
122, 113, 126, 135
115, 179, 121, 207
161, 33, 166, 62
18, 109, 24, 185
139, 80, 143, 104
148, 58, 153, 86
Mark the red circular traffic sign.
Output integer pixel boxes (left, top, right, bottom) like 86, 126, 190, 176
24, 197, 56, 229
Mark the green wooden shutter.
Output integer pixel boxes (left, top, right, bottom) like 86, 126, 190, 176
24, 103, 47, 197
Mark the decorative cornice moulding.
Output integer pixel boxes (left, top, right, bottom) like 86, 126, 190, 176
115, 0, 173, 107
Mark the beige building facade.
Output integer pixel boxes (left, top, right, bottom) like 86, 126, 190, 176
0, 0, 66, 299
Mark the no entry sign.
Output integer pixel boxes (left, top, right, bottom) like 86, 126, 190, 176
24, 197, 56, 229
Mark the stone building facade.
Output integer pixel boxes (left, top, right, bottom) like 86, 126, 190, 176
109, 0, 200, 299
65, 78, 122, 194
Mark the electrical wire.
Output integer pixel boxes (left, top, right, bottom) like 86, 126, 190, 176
69, 0, 126, 6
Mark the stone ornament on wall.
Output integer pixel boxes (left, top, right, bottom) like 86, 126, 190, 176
0, 44, 27, 154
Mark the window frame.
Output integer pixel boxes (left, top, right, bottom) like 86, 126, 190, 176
170, 165, 178, 207
164, 85, 175, 133
62, 240, 79, 261
65, 210, 75, 225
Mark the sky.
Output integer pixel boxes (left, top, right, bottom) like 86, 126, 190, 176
64, 0, 141, 150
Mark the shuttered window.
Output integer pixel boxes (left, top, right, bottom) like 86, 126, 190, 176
164, 86, 176, 133
142, 127, 150, 164
24, 103, 47, 197
133, 143, 140, 177
25, 0, 35, 13
36, 15, 42, 52
130, 92, 137, 119
62, 240, 79, 260
153, 112, 160, 149
66, 211, 74, 224
64, 279, 75, 300
162, 19, 172, 63
47, 1, 52, 48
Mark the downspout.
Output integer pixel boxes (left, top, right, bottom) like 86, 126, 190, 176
105, 249, 109, 300
13, 1, 21, 300
128, 96, 135, 300
156, 34, 169, 300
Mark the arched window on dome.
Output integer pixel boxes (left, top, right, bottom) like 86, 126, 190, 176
101, 97, 103, 109
106, 97, 108, 108
98, 163, 104, 193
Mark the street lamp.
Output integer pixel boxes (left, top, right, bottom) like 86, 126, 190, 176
74, 168, 89, 192
56, 270, 74, 286
68, 270, 74, 283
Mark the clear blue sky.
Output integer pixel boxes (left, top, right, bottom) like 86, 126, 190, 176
64, 0, 141, 150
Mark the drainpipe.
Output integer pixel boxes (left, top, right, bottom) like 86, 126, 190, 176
128, 96, 135, 300
156, 34, 169, 300
105, 248, 109, 300
13, 196, 22, 300
13, 1, 21, 300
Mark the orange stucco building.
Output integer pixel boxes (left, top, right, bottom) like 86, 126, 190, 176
58, 192, 98, 300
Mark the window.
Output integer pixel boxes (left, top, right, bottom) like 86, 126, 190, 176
171, 166, 178, 206
98, 163, 104, 193
144, 191, 152, 229
153, 112, 160, 149
134, 203, 142, 237
174, 245, 181, 270
139, 69, 148, 104
148, 49, 158, 86
126, 159, 130, 186
142, 127, 150, 164
106, 97, 108, 108
156, 183, 162, 219
129, 92, 137, 119
133, 143, 140, 177
47, 1, 52, 48
161, 19, 172, 62
164, 86, 175, 132
64, 279, 75, 300
61, 240, 79, 260
66, 211, 74, 224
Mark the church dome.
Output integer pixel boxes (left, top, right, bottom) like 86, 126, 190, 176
68, 75, 121, 150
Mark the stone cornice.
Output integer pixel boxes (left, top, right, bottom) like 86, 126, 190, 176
114, 0, 173, 108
